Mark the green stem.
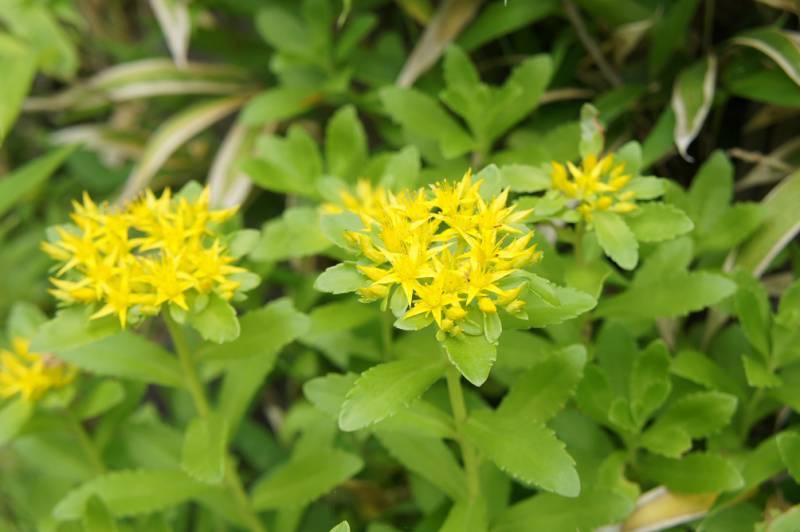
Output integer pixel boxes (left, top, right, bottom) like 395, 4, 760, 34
67, 411, 105, 475
445, 364, 481, 501
740, 388, 764, 442
574, 221, 586, 264
227, 459, 267, 532
164, 313, 210, 418
381, 311, 394, 358
163, 313, 265, 532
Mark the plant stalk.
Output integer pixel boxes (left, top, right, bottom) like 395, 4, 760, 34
67, 411, 106, 475
164, 313, 266, 532
164, 312, 210, 418
445, 364, 481, 501
381, 310, 394, 358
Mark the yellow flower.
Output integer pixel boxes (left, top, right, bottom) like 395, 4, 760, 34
328, 170, 540, 335
551, 153, 637, 220
0, 338, 76, 402
43, 187, 249, 328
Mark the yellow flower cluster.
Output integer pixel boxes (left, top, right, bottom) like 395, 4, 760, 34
43, 188, 246, 327
0, 338, 75, 402
334, 171, 540, 335
551, 154, 637, 220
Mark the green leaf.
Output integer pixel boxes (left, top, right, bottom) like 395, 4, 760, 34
520, 284, 597, 327
380, 146, 422, 189
777, 432, 800, 483
243, 126, 322, 197
187, 293, 240, 344
737, 170, 800, 276
486, 55, 553, 142
498, 345, 586, 423
737, 277, 772, 358
732, 27, 800, 89
671, 349, 743, 397
742, 354, 781, 388
325, 105, 367, 181
458, 0, 558, 51
251, 448, 363, 510
648, 0, 701, 76
40, 328, 184, 388
465, 410, 579, 497
6, 301, 46, 339
83, 496, 119, 532
442, 334, 497, 386
74, 381, 126, 420
375, 400, 455, 440
515, 270, 559, 306
0, 34, 36, 145
639, 453, 744, 493
443, 45, 480, 89
218, 351, 283, 434
339, 356, 446, 431
314, 263, 369, 294
440, 499, 488, 532
629, 341, 671, 427
665, 392, 739, 436
319, 209, 364, 249
255, 6, 317, 61
500, 164, 551, 193
575, 365, 615, 425
199, 299, 309, 360
687, 150, 733, 234
380, 86, 474, 158
224, 229, 260, 259
640, 424, 692, 458
762, 506, 800, 532
181, 413, 227, 484
376, 431, 468, 502
593, 210, 639, 270
625, 203, 694, 243
251, 207, 330, 262
699, 203, 764, 252
241, 87, 318, 126
0, 145, 76, 217
598, 272, 736, 319
0, 1, 78, 78
329, 522, 350, 532
31, 308, 118, 357
0, 397, 32, 445
304, 373, 358, 417
493, 488, 635, 532
724, 58, 800, 107
642, 107, 677, 167
671, 54, 717, 160
54, 469, 209, 520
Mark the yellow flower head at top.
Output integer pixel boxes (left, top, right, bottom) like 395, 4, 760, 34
333, 171, 540, 336
0, 338, 76, 402
43, 187, 248, 327
551, 153, 637, 220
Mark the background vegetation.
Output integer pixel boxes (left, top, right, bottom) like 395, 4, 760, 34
2, 0, 800, 530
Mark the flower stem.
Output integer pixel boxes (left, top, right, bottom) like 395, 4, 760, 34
381, 310, 394, 358
66, 411, 105, 475
445, 364, 481, 501
164, 313, 210, 418
163, 313, 265, 532
574, 220, 586, 264
227, 459, 267, 532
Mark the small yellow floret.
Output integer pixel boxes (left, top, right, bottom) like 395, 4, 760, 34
43, 187, 249, 328
550, 154, 638, 220
0, 338, 76, 402
327, 170, 540, 334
